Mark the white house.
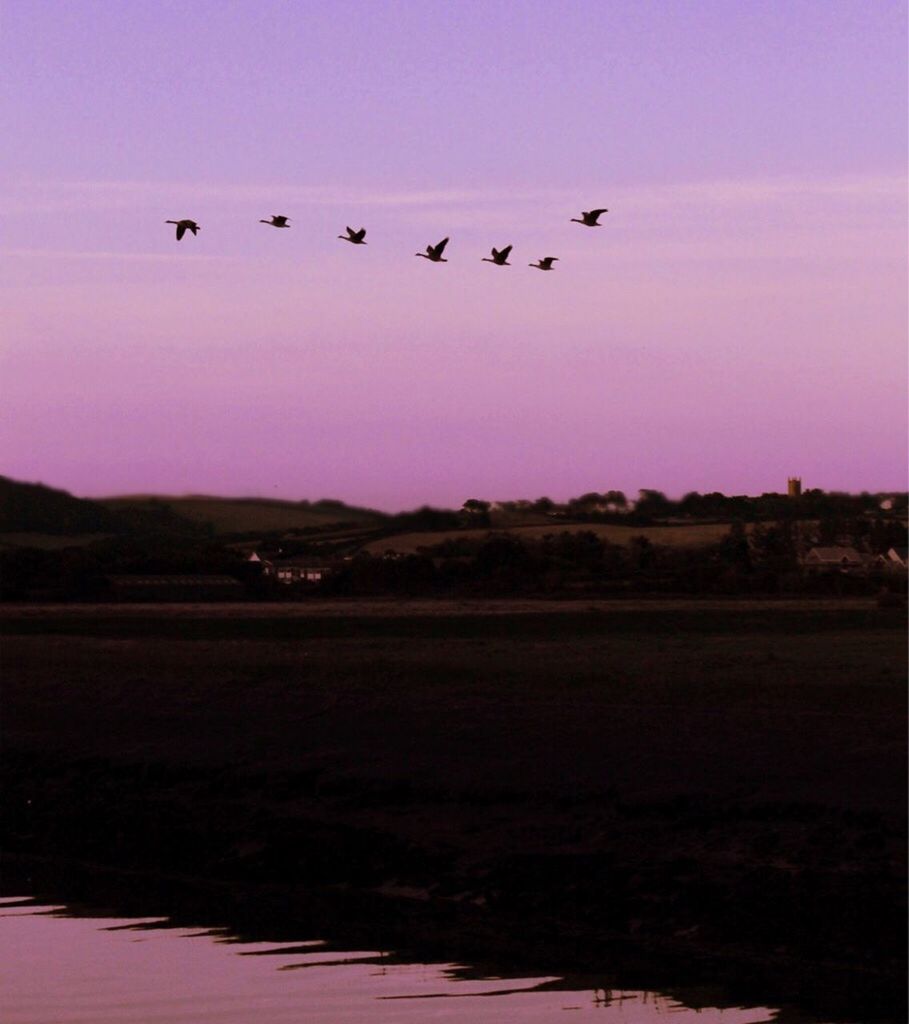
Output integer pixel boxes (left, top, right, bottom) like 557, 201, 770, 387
247, 551, 331, 584
272, 557, 331, 584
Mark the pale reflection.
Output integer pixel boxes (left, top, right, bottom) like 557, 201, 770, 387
0, 899, 779, 1024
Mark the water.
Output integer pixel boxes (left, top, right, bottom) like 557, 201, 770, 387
0, 896, 780, 1024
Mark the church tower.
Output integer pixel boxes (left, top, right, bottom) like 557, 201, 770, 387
787, 477, 802, 498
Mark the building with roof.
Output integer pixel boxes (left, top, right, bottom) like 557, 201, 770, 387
247, 551, 332, 584
271, 557, 332, 584
802, 547, 867, 574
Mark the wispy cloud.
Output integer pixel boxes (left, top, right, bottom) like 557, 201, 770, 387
1, 179, 572, 214
2, 173, 903, 264
5, 172, 904, 214
609, 173, 907, 214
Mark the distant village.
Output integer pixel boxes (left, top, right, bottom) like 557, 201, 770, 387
0, 474, 896, 603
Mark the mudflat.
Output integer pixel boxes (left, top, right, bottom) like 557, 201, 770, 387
2, 599, 906, 1020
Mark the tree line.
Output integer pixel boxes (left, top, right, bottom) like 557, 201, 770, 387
4, 515, 905, 602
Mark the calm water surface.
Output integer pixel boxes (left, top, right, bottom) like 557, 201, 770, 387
1, 895, 783, 1023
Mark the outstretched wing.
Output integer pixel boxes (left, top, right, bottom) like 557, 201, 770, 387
353, 228, 366, 242
435, 237, 449, 255
176, 223, 187, 240
588, 208, 607, 219
499, 245, 512, 260
187, 222, 199, 235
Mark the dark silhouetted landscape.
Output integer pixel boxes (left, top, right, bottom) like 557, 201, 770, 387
2, 475, 906, 1021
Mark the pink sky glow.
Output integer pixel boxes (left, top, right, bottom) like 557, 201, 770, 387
2, 1, 906, 510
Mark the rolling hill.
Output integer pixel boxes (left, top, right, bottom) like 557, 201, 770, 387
0, 476, 122, 537
100, 495, 388, 536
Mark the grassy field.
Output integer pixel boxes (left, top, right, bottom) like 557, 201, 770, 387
101, 495, 386, 534
362, 521, 748, 554
0, 531, 114, 550
2, 600, 905, 1019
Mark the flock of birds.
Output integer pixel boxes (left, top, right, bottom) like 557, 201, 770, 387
164, 208, 609, 270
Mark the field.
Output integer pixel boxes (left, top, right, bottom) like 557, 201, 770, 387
362, 521, 748, 554
2, 599, 905, 1020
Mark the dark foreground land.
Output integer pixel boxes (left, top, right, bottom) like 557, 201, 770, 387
2, 600, 906, 1020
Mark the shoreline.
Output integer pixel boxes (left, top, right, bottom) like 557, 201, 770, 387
3, 600, 905, 1021
4, 851, 903, 1023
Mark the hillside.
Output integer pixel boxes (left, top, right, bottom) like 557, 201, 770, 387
0, 476, 123, 536
0, 477, 213, 548
101, 495, 388, 536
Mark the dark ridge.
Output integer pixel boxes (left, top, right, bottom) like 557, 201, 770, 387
0, 476, 124, 535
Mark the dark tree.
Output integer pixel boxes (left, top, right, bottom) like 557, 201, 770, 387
629, 535, 657, 570
717, 520, 752, 573
635, 490, 672, 519
461, 499, 492, 526
750, 521, 798, 574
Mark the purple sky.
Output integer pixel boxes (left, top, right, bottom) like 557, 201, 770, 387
2, 0, 906, 510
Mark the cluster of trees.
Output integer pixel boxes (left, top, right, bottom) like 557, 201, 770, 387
319, 519, 907, 599
3, 514, 905, 601
465, 489, 908, 525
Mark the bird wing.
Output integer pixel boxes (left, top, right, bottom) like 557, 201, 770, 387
436, 237, 449, 254
188, 222, 199, 234
491, 248, 500, 259
353, 228, 366, 241
588, 208, 607, 218
346, 226, 355, 236
176, 223, 186, 240
500, 245, 513, 259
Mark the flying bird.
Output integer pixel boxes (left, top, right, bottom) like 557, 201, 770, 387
571, 208, 608, 226
165, 219, 200, 241
339, 226, 367, 244
260, 215, 290, 228
416, 237, 449, 262
482, 245, 512, 266
529, 257, 559, 270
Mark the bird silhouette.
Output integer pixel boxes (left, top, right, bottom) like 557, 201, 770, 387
571, 208, 608, 226
339, 226, 367, 245
165, 220, 200, 241
416, 237, 449, 262
260, 215, 290, 228
482, 245, 512, 266
529, 257, 559, 270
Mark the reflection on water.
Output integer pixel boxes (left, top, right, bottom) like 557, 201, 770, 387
0, 895, 779, 1024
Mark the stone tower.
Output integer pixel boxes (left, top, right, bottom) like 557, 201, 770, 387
787, 477, 802, 498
